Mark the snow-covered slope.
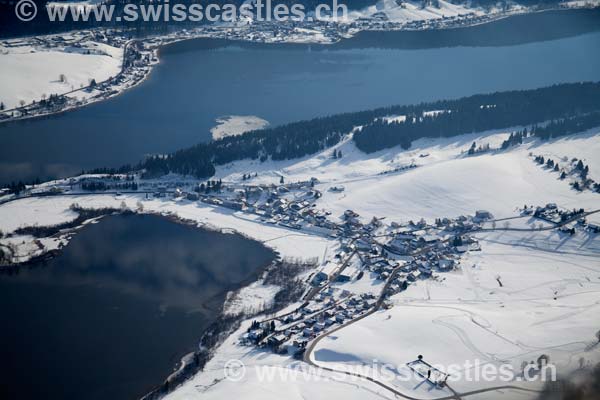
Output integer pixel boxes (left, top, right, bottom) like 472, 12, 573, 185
214, 128, 600, 222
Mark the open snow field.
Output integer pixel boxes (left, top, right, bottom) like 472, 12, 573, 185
0, 38, 123, 109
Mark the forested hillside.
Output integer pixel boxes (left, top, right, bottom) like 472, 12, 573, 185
353, 82, 600, 152
139, 82, 600, 178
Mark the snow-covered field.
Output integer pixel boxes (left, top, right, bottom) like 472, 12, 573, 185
1, 126, 599, 400
0, 38, 123, 109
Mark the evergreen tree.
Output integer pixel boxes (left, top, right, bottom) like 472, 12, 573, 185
581, 166, 589, 179
468, 142, 476, 155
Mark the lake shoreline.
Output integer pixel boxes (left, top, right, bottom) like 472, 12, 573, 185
2, 6, 598, 127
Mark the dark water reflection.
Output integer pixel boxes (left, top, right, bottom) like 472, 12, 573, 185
0, 214, 276, 400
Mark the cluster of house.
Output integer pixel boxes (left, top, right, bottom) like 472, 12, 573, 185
524, 203, 585, 225
351, 11, 487, 32
236, 196, 492, 358
243, 289, 377, 358
1, 30, 122, 51
385, 214, 485, 256
253, 186, 323, 230
180, 18, 346, 44
378, 163, 418, 176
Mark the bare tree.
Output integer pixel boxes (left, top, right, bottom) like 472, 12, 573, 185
59, 73, 67, 83
520, 361, 528, 373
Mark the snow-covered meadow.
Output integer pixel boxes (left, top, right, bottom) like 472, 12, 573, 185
174, 128, 599, 400
0, 37, 123, 109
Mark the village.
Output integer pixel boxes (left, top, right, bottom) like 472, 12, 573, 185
25, 172, 593, 386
